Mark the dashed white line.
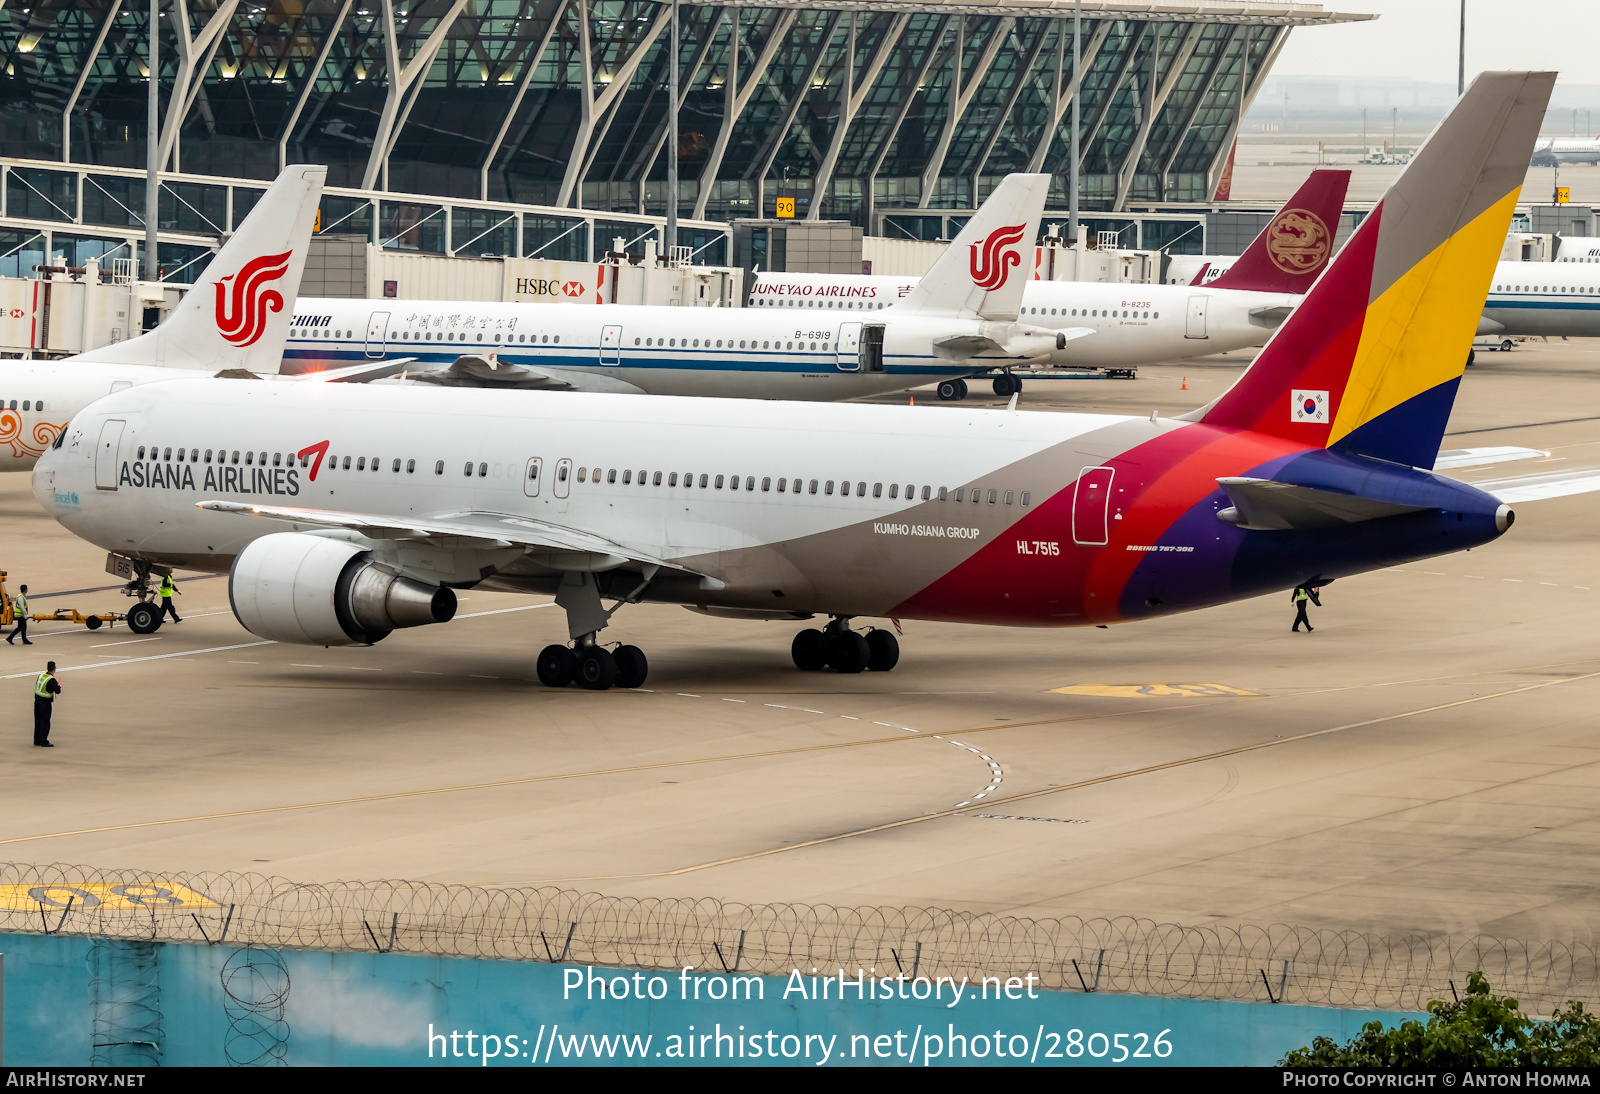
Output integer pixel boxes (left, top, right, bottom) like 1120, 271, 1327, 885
89, 637, 162, 649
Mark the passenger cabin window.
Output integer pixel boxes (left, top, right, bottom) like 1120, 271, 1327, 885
435, 460, 444, 475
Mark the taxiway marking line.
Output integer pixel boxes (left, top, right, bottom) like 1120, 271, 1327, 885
0, 641, 276, 679
655, 670, 1600, 877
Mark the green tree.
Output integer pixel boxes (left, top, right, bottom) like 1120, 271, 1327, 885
1281, 971, 1600, 1067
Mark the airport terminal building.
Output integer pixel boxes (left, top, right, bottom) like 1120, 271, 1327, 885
0, 1, 1364, 275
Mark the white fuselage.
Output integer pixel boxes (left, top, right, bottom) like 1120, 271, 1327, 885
1533, 138, 1600, 165
283, 298, 1028, 398
0, 361, 207, 473
1483, 260, 1600, 337
35, 381, 1128, 620
747, 274, 1293, 367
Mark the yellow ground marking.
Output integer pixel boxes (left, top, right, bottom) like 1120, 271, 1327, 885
1050, 683, 1259, 698
0, 882, 217, 912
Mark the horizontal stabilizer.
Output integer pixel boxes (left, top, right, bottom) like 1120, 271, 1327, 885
1215, 477, 1432, 531
398, 355, 644, 393
1434, 446, 1545, 470
1468, 467, 1600, 504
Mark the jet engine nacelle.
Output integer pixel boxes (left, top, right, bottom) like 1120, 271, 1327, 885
229, 532, 457, 646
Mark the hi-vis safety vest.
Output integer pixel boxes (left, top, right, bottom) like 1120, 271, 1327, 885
12, 592, 26, 615
159, 577, 174, 599
1294, 588, 1310, 603
34, 672, 54, 699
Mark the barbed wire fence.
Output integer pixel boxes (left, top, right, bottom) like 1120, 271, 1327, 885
5, 861, 1598, 1017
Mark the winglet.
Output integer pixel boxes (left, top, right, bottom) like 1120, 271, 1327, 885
1208, 169, 1350, 294
893, 173, 1049, 322
74, 164, 326, 374
1200, 72, 1556, 470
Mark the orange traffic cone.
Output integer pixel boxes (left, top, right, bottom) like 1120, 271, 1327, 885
1181, 376, 1188, 390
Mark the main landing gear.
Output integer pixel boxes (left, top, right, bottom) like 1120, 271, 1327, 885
936, 378, 969, 401
537, 640, 648, 690
535, 569, 653, 691
791, 618, 899, 674
991, 373, 1023, 397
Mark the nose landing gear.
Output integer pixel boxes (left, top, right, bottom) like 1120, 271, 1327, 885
792, 618, 899, 673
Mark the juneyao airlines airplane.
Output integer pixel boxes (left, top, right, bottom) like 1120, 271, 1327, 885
279, 175, 1082, 400
0, 165, 329, 473
35, 73, 1570, 691
746, 171, 1350, 397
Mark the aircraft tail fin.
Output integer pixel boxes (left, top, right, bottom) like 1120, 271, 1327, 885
73, 164, 326, 374
1199, 72, 1554, 470
895, 173, 1049, 322
1209, 169, 1351, 294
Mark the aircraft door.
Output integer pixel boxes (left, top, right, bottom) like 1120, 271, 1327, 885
365, 310, 390, 358
523, 456, 543, 498
553, 457, 572, 499
861, 324, 885, 372
600, 325, 623, 366
95, 419, 125, 490
835, 322, 862, 371
1184, 295, 1208, 339
1071, 466, 1114, 546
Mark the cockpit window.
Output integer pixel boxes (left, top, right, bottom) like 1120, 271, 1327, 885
51, 429, 66, 450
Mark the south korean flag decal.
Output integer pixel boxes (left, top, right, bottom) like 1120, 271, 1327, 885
1291, 389, 1328, 424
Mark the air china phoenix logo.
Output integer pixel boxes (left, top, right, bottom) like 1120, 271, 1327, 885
215, 251, 293, 347
1265, 208, 1332, 276
969, 224, 1027, 292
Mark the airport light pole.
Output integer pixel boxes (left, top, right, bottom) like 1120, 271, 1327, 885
1067, 0, 1080, 247
145, 0, 159, 282
665, 0, 679, 264
1457, 0, 1465, 96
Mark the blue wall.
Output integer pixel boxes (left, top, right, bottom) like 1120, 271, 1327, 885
0, 932, 1413, 1067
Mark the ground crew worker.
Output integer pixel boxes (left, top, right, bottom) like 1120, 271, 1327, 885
34, 660, 60, 746
7, 583, 31, 645
1291, 583, 1322, 633
157, 574, 182, 623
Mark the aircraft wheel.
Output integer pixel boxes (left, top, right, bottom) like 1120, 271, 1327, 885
1501, 339, 1515, 351
613, 644, 649, 689
937, 379, 963, 401
536, 644, 576, 688
126, 602, 162, 635
791, 629, 828, 671
1466, 349, 1476, 367
826, 631, 870, 674
955, 378, 969, 399
992, 375, 1011, 397
576, 645, 617, 690
866, 629, 900, 672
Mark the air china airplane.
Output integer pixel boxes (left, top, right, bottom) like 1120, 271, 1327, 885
35, 73, 1554, 691
281, 176, 1082, 400
0, 165, 327, 473
1532, 137, 1600, 166
748, 171, 1350, 398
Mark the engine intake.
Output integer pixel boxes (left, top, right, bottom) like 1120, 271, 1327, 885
229, 532, 456, 646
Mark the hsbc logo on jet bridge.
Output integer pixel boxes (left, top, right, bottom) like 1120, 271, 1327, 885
515, 278, 586, 298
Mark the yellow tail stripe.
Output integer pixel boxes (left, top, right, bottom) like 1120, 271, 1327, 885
1330, 187, 1521, 446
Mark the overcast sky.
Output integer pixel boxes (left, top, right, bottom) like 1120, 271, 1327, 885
1275, 1, 1599, 83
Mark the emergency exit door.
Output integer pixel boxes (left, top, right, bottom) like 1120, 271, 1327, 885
365, 311, 390, 358
600, 325, 623, 366
95, 419, 125, 490
523, 456, 543, 498
1072, 466, 1115, 545
1184, 295, 1208, 339
835, 322, 862, 371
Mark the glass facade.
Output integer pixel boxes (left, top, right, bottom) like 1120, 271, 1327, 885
0, 2, 1357, 232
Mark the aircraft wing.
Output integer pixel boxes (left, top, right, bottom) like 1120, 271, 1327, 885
399, 353, 646, 393
195, 501, 695, 574
932, 326, 1093, 359
1465, 468, 1600, 504
1247, 304, 1295, 326
1215, 477, 1432, 531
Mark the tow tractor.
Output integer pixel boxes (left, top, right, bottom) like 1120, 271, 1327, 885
0, 569, 130, 632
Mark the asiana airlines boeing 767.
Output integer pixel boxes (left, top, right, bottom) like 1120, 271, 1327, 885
34, 73, 1553, 692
